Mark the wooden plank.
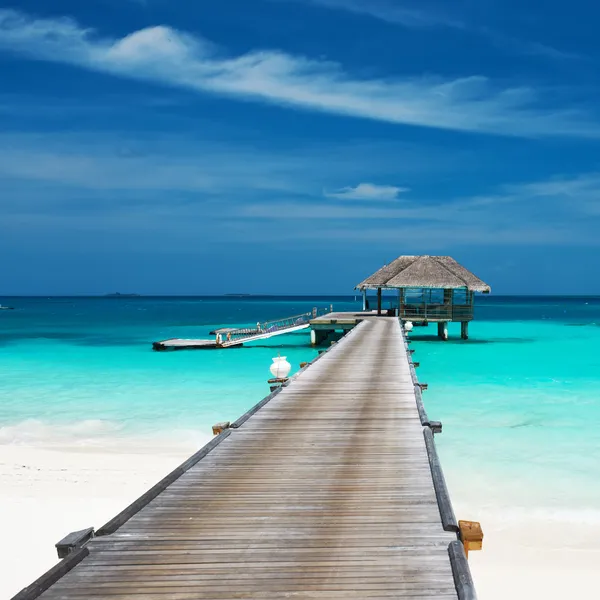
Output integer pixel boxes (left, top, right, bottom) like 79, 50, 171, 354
95, 429, 233, 536
42, 593, 460, 599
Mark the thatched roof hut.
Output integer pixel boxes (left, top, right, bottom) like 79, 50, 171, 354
356, 255, 490, 293
356, 256, 489, 336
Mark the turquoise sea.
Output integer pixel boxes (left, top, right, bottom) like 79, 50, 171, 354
1, 295, 600, 517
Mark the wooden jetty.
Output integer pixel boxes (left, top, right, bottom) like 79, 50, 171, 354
15, 316, 479, 600
153, 308, 331, 350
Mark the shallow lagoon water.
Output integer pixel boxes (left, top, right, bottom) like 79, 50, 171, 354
1, 295, 599, 516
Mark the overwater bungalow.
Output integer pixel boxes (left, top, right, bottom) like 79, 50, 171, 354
356, 255, 491, 339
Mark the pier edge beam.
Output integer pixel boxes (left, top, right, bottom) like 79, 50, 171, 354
461, 321, 469, 340
437, 322, 449, 341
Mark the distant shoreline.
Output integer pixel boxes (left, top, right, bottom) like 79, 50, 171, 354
1, 294, 600, 299
104, 293, 141, 297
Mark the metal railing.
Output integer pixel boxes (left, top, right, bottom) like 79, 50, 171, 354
219, 307, 332, 344
399, 303, 474, 322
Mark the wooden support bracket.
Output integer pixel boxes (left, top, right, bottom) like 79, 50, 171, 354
267, 377, 289, 393
412, 362, 420, 368
55, 528, 94, 559
299, 362, 308, 368
429, 421, 443, 434
416, 382, 428, 391
459, 520, 483, 559
212, 421, 231, 436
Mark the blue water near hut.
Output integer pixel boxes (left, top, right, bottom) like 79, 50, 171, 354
1, 295, 600, 515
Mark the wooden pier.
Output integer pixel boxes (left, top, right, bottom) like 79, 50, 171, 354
15, 316, 478, 600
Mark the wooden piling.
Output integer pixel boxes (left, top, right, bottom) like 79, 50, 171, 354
438, 321, 449, 340
461, 321, 469, 340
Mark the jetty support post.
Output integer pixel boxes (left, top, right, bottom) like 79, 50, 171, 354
377, 287, 382, 316
437, 321, 448, 340
310, 329, 327, 346
362, 290, 367, 311
268, 377, 289, 392
461, 321, 469, 340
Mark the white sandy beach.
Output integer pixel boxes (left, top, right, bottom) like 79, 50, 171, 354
2, 441, 599, 600
0, 443, 186, 599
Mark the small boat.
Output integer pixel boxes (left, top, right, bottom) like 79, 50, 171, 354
0, 304, 15, 310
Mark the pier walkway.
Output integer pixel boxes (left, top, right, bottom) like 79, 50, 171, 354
16, 317, 476, 600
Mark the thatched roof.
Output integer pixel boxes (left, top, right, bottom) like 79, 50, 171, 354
356, 255, 490, 293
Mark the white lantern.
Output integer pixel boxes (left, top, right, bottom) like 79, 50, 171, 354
404, 321, 413, 332
270, 356, 292, 379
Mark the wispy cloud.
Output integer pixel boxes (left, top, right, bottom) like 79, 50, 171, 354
0, 9, 596, 137
325, 182, 409, 201
2, 128, 600, 249
294, 0, 579, 62
0, 132, 429, 199
298, 0, 463, 29
238, 172, 600, 246
0, 133, 321, 197
483, 29, 582, 62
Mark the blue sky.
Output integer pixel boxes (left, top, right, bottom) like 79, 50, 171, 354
1, 0, 600, 294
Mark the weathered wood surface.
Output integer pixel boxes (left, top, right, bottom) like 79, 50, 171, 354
28, 317, 470, 600
55, 528, 95, 559
309, 311, 374, 330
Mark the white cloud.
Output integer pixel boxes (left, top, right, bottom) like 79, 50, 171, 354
0, 9, 596, 137
325, 182, 409, 201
